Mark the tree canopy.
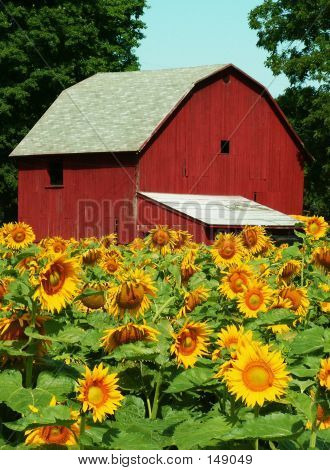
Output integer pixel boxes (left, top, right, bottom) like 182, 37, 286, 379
249, 0, 330, 217
0, 0, 147, 222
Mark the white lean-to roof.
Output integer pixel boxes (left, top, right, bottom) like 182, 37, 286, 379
139, 193, 297, 227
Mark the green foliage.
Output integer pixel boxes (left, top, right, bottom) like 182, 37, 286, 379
0, 225, 329, 450
249, 0, 330, 217
0, 0, 147, 222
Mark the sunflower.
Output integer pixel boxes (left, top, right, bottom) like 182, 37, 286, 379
290, 214, 309, 223
100, 233, 117, 249
219, 264, 253, 299
32, 254, 81, 313
78, 282, 109, 312
215, 325, 254, 351
178, 286, 209, 317
44, 236, 68, 254
312, 245, 330, 272
0, 312, 50, 359
0, 313, 48, 342
107, 268, 157, 318
274, 243, 289, 262
320, 301, 330, 313
171, 321, 211, 368
0, 277, 12, 304
25, 409, 80, 447
2, 222, 35, 250
81, 248, 103, 266
173, 230, 193, 252
145, 225, 178, 255
180, 249, 200, 283
214, 359, 234, 381
267, 324, 291, 334
277, 260, 301, 284
269, 296, 293, 310
240, 226, 269, 255
278, 285, 309, 317
305, 216, 328, 240
211, 233, 245, 266
319, 282, 330, 293
129, 237, 145, 252
101, 322, 159, 353
306, 405, 330, 430
100, 250, 123, 275
16, 256, 39, 275
318, 358, 330, 390
237, 280, 273, 318
225, 342, 290, 407
76, 363, 123, 422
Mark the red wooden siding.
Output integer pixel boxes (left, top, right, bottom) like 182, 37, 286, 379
18, 154, 137, 243
138, 70, 304, 215
137, 196, 209, 243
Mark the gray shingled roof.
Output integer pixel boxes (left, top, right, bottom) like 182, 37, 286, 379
11, 65, 227, 156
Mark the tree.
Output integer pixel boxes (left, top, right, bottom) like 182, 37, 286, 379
249, 0, 330, 217
0, 0, 147, 223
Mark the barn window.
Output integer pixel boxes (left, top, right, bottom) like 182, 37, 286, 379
220, 140, 230, 154
48, 159, 63, 186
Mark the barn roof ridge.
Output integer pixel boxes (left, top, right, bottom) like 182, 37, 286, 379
10, 63, 309, 159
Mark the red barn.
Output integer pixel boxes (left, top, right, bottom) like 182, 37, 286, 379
11, 64, 307, 243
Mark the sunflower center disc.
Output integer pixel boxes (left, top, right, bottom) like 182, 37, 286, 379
308, 222, 320, 234
247, 293, 262, 310
219, 242, 235, 259
117, 284, 145, 309
12, 229, 26, 242
180, 334, 197, 355
153, 230, 169, 246
243, 363, 274, 391
88, 386, 104, 405
42, 426, 69, 444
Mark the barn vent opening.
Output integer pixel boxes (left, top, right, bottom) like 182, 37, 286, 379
48, 159, 63, 186
220, 140, 230, 154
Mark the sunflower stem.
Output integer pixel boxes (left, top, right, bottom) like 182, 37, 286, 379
152, 298, 175, 323
79, 413, 86, 450
300, 241, 305, 287
151, 370, 162, 419
146, 397, 152, 419
254, 406, 259, 450
25, 356, 33, 388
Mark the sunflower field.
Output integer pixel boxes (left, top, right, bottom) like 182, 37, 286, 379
0, 217, 329, 451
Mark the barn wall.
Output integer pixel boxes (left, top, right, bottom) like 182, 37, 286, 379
18, 154, 137, 243
137, 196, 209, 243
139, 70, 304, 215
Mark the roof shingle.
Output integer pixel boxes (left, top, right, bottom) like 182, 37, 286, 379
11, 64, 227, 157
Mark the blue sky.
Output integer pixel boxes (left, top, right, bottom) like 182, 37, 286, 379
137, 0, 289, 97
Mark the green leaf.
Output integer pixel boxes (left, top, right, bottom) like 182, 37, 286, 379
0, 370, 23, 401
36, 372, 76, 400
289, 365, 318, 378
5, 405, 72, 431
173, 416, 231, 449
224, 413, 304, 440
248, 308, 295, 327
289, 327, 325, 355
55, 326, 86, 344
165, 366, 217, 393
111, 342, 160, 362
115, 396, 146, 423
286, 391, 316, 421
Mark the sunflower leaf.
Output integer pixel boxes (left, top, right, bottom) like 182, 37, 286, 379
165, 366, 217, 393
286, 391, 316, 421
173, 415, 231, 449
224, 413, 304, 440
288, 326, 325, 355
